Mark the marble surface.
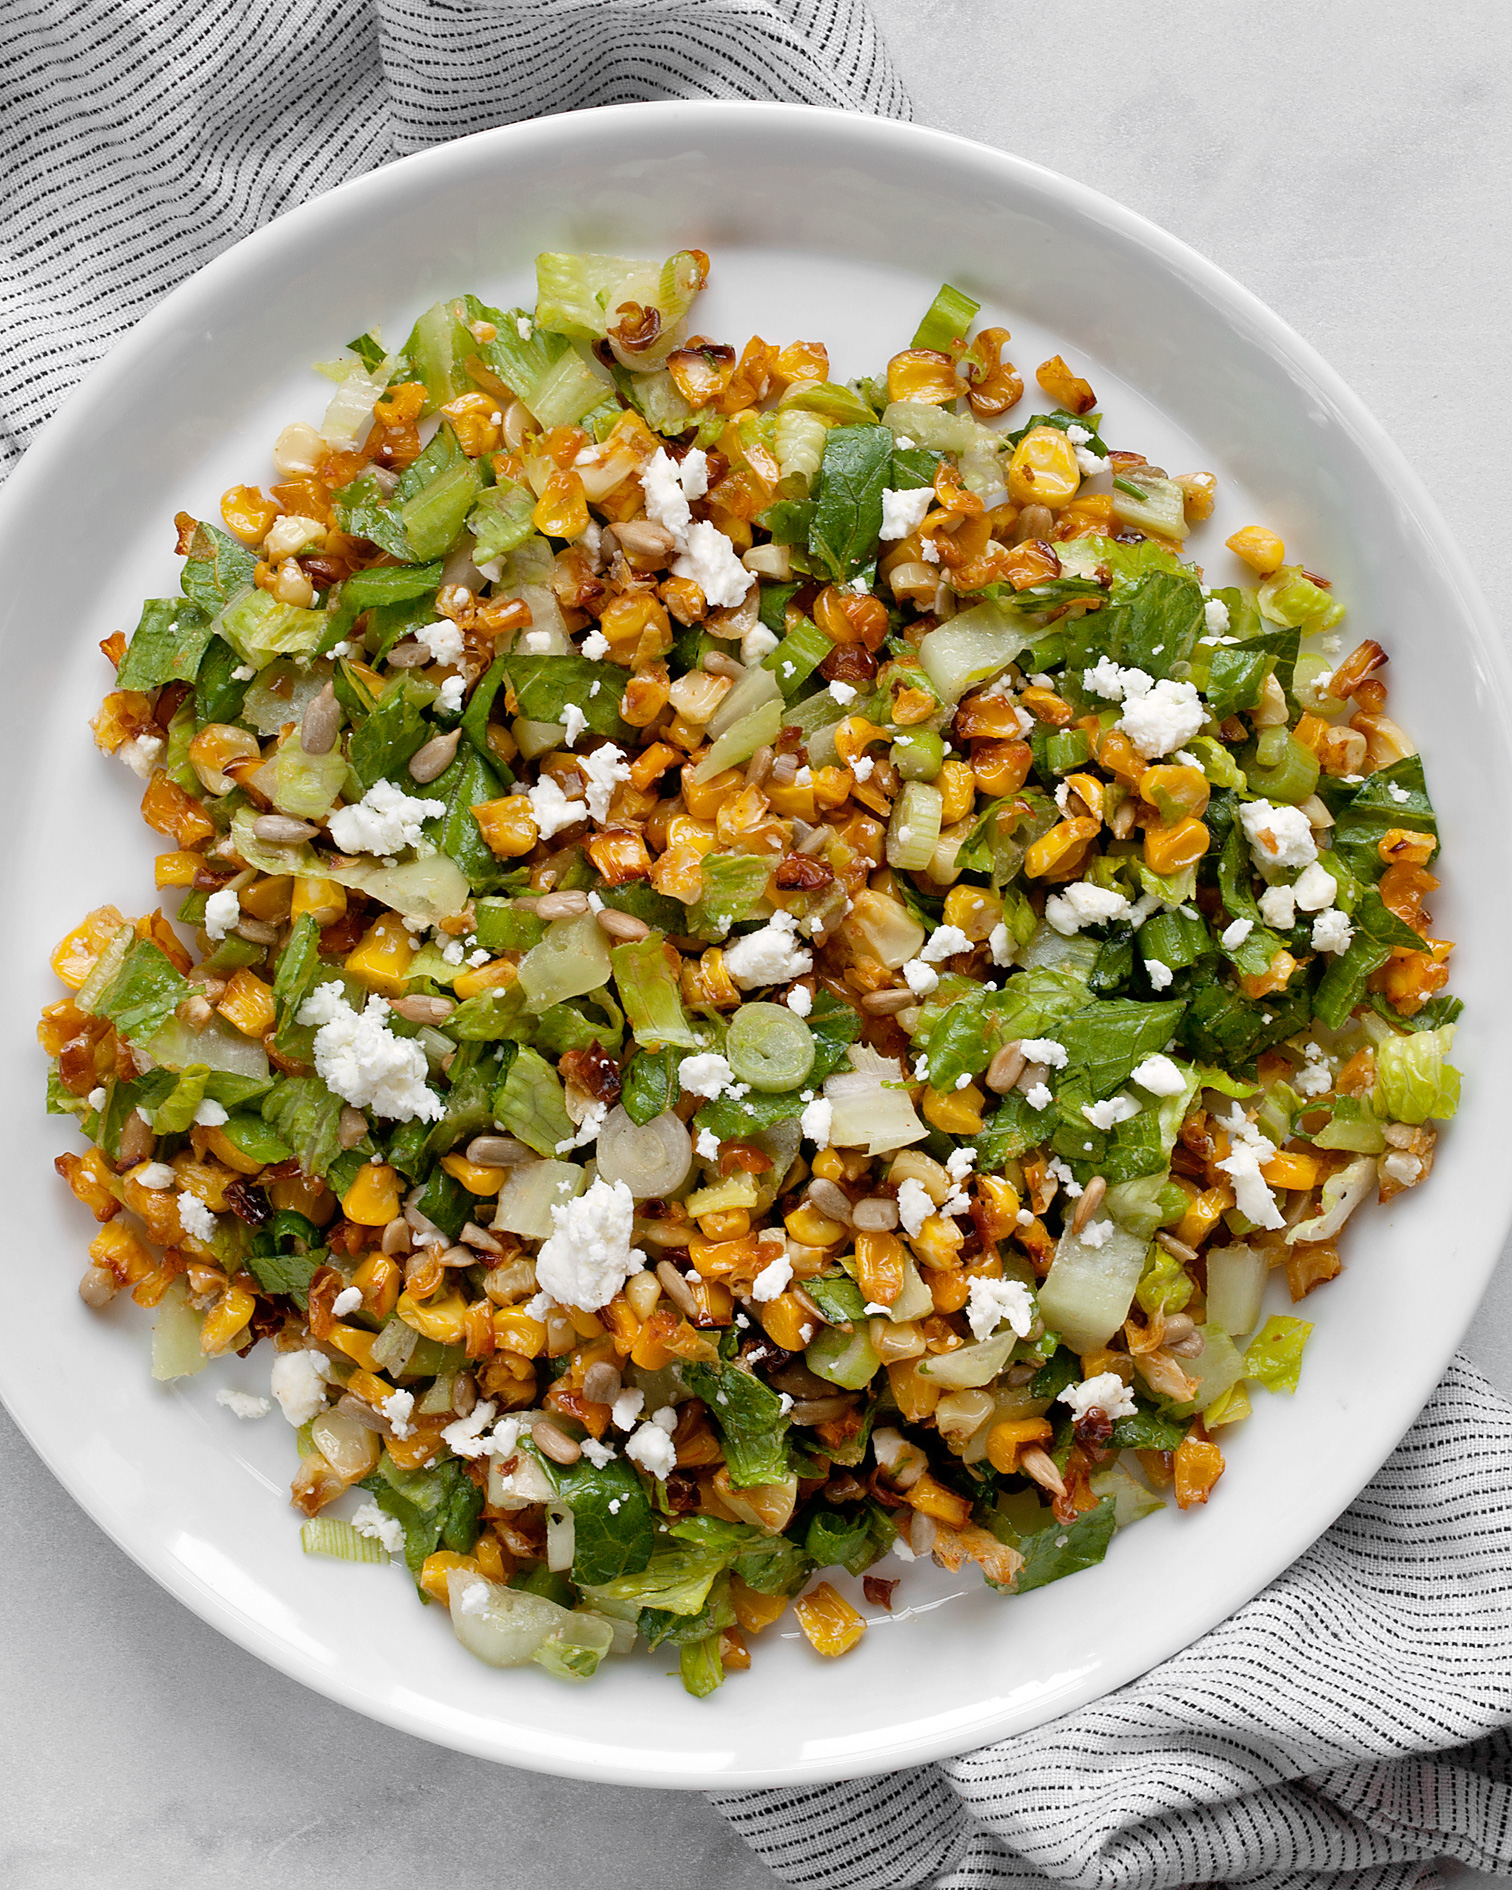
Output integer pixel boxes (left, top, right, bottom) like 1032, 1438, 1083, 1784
6, 4, 1511, 1884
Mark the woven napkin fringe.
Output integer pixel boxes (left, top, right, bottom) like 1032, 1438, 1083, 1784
711, 1357, 1512, 1890
0, 0, 908, 475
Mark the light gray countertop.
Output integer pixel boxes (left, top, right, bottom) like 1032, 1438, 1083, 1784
6, 4, 1510, 1883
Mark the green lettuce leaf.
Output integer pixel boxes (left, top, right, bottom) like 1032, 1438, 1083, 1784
681, 1359, 791, 1487
1372, 1024, 1460, 1124
807, 425, 894, 582
179, 519, 258, 614
1010, 1495, 1117, 1594
260, 1076, 344, 1179
116, 598, 216, 690
92, 938, 190, 1046
1243, 1315, 1313, 1393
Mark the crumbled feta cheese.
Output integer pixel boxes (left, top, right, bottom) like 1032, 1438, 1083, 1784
176, 1191, 217, 1243
1045, 881, 1132, 936
1311, 908, 1354, 954
965, 1276, 1035, 1343
1081, 1095, 1139, 1132
1204, 598, 1231, 634
851, 754, 875, 781
1386, 782, 1411, 805
1294, 1047, 1333, 1097
135, 1161, 176, 1189
611, 1388, 645, 1432
86, 1085, 108, 1111
827, 680, 857, 706
534, 1176, 645, 1311
382, 1389, 415, 1438
1131, 1053, 1186, 1096
1080, 1218, 1117, 1249
1383, 1151, 1423, 1185
555, 1098, 608, 1154
297, 981, 444, 1121
440, 1399, 499, 1459
1082, 657, 1144, 702
581, 742, 632, 823
525, 773, 583, 839
270, 1351, 329, 1426
114, 733, 164, 779
328, 779, 446, 855
1024, 1082, 1053, 1111
679, 1052, 735, 1099
441, 937, 466, 967
879, 485, 935, 540
800, 1096, 833, 1146
579, 1437, 617, 1469
417, 617, 465, 666
1059, 1371, 1137, 1423
1145, 959, 1174, 991
581, 629, 610, 660
331, 1284, 363, 1318
1293, 861, 1338, 912
1073, 443, 1105, 478
785, 984, 813, 1017
920, 923, 972, 964
515, 314, 533, 340
215, 1389, 270, 1419
556, 702, 588, 748
1117, 676, 1206, 759
203, 886, 240, 941
742, 625, 779, 665
1240, 799, 1318, 874
695, 1126, 721, 1161
919, 537, 941, 564
520, 630, 552, 654
625, 1420, 677, 1480
901, 958, 939, 997
1214, 1104, 1284, 1230
230, 664, 256, 683
192, 1097, 229, 1127
639, 447, 692, 540
722, 909, 813, 988
679, 448, 709, 501
351, 1501, 405, 1553
1220, 917, 1254, 950
1258, 883, 1297, 929
896, 1175, 934, 1238
672, 519, 754, 608
751, 1253, 793, 1302
1019, 1038, 1069, 1070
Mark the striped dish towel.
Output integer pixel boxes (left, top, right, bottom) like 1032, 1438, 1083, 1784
711, 1356, 1512, 1890
0, 0, 908, 477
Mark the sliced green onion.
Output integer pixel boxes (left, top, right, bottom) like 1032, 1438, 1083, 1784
1112, 477, 1147, 499
1246, 732, 1320, 804
726, 1002, 816, 1092
890, 729, 945, 781
764, 615, 831, 698
300, 1519, 389, 1564
690, 697, 784, 784
1044, 728, 1091, 775
886, 780, 943, 872
911, 282, 981, 353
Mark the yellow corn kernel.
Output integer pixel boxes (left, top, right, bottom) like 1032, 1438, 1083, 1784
341, 1161, 401, 1226
926, 1267, 970, 1314
493, 1305, 547, 1358
1226, 525, 1285, 575
906, 1472, 973, 1527
452, 957, 517, 1001
1176, 471, 1217, 523
784, 1203, 846, 1247
679, 766, 741, 821
696, 948, 741, 1010
471, 795, 539, 857
976, 1174, 1022, 1240
985, 1417, 1054, 1474
440, 1152, 507, 1195
811, 1148, 847, 1183
352, 1252, 401, 1320
1007, 425, 1081, 510
344, 913, 415, 995
1139, 764, 1210, 823
531, 468, 588, 541
885, 349, 958, 406
200, 1286, 256, 1355
936, 758, 977, 827
267, 1172, 335, 1224
326, 1323, 383, 1371
794, 1582, 867, 1658
886, 1357, 940, 1422
220, 484, 280, 545
1175, 1185, 1232, 1249
1174, 1430, 1225, 1509
1034, 354, 1096, 414
758, 1291, 814, 1353
1023, 816, 1097, 880
942, 884, 1002, 942
599, 590, 670, 659
154, 850, 201, 888
397, 1289, 469, 1345
216, 969, 276, 1039
1260, 1148, 1322, 1190
291, 876, 345, 928
699, 1208, 750, 1241
922, 1082, 984, 1136
912, 1212, 966, 1272
834, 714, 885, 767
1143, 817, 1211, 876
810, 766, 852, 811
240, 875, 292, 923
730, 1577, 789, 1635
419, 1551, 481, 1605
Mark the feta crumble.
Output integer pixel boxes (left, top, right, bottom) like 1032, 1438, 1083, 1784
270, 1351, 329, 1426
1117, 675, 1206, 759
965, 1276, 1035, 1343
799, 1096, 833, 1146
193, 1097, 229, 1127
673, 519, 754, 608
896, 1175, 933, 1238
1258, 883, 1298, 929
625, 1420, 677, 1480
1045, 881, 1132, 936
1293, 860, 1338, 912
417, 617, 465, 666
351, 1501, 405, 1553
785, 984, 813, 1017
1240, 799, 1318, 875
920, 923, 972, 963
297, 981, 444, 1122
203, 886, 240, 941
176, 1190, 217, 1243
331, 1284, 363, 1319
751, 1253, 793, 1302
1311, 908, 1354, 954
679, 1052, 735, 1099
581, 742, 632, 823
1059, 1371, 1137, 1423
534, 1176, 645, 1311
1019, 1038, 1069, 1070
525, 773, 584, 839
901, 958, 939, 997
1220, 917, 1254, 950
722, 909, 813, 988
215, 1389, 270, 1419
581, 629, 610, 660
1131, 1053, 1186, 1096
1082, 1095, 1139, 1132
1145, 959, 1174, 991
879, 484, 934, 540
328, 779, 446, 855
1214, 1104, 1285, 1230
1024, 1082, 1053, 1111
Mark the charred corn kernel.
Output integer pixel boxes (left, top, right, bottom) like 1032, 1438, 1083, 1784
891, 685, 937, 727
600, 590, 670, 658
810, 766, 852, 810
943, 884, 1003, 942
1260, 1149, 1322, 1190
687, 1234, 760, 1277
440, 1153, 507, 1195
90, 688, 153, 754
1139, 764, 1210, 824
795, 1582, 867, 1658
140, 908, 193, 974
531, 468, 588, 540
926, 1268, 971, 1314
1018, 685, 1074, 727
473, 1534, 508, 1583
440, 391, 501, 456
267, 1172, 335, 1225
200, 1125, 262, 1176
1238, 949, 1299, 1000
342, 1162, 402, 1225
239, 875, 292, 923
1024, 816, 1097, 879
1058, 772, 1106, 826
220, 484, 280, 544
141, 772, 215, 847
493, 1305, 547, 1358
976, 1174, 1022, 1240
154, 850, 201, 888
885, 348, 958, 406
911, 1213, 966, 1272
907, 1472, 973, 1527
886, 1357, 940, 1422
967, 739, 1033, 799
1008, 425, 1081, 510
1175, 471, 1217, 522
922, 1083, 984, 1135
398, 1289, 469, 1345
352, 1252, 401, 1320
90, 1220, 157, 1284
216, 969, 276, 1038
200, 1286, 256, 1355
784, 1203, 846, 1247
1174, 1431, 1225, 1509
1144, 817, 1211, 876
1226, 525, 1285, 575
730, 1577, 789, 1635
1034, 354, 1096, 414
811, 1148, 847, 1183
55, 1147, 120, 1222
854, 1230, 907, 1306
628, 743, 679, 793
345, 913, 415, 995
452, 958, 516, 1001
759, 1291, 814, 1353
587, 827, 653, 884
291, 876, 346, 927
471, 795, 539, 857
679, 765, 740, 821
815, 587, 889, 650
1291, 712, 1330, 755
1175, 1185, 1232, 1248
699, 1208, 750, 1242
51, 905, 128, 989
420, 1551, 480, 1604
463, 1299, 496, 1359
935, 758, 976, 826
325, 1323, 382, 1371
1378, 827, 1435, 867
986, 1417, 1054, 1474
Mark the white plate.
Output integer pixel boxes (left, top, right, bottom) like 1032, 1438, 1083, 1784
3, 101, 1508, 1789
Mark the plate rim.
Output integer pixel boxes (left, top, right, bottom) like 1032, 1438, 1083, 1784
4, 97, 1508, 1788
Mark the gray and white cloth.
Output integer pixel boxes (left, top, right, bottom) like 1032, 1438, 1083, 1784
3, 6, 1510, 1888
